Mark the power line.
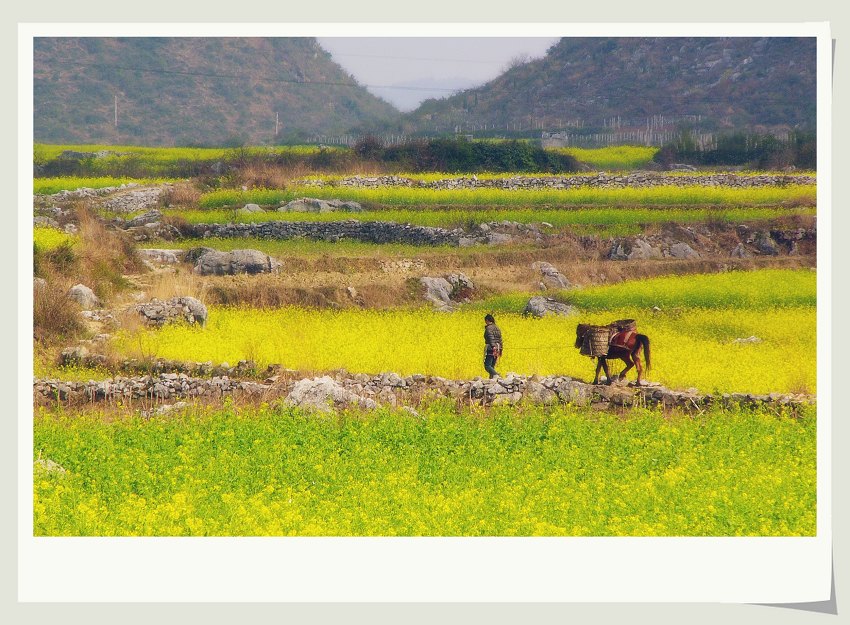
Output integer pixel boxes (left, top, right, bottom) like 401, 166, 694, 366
45, 59, 460, 93
328, 51, 504, 65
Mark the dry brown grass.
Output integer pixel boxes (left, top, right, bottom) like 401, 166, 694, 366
160, 181, 202, 208
33, 276, 84, 345
139, 268, 209, 302
75, 206, 146, 302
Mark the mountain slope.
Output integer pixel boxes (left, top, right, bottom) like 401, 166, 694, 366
34, 37, 400, 146
402, 37, 816, 134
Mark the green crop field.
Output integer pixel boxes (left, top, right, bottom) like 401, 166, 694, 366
549, 145, 660, 170
164, 206, 815, 230
33, 402, 815, 536
195, 184, 816, 209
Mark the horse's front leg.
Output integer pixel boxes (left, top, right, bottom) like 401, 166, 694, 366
593, 357, 611, 384
600, 358, 612, 385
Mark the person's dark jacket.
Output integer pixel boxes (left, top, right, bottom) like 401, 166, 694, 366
484, 323, 503, 357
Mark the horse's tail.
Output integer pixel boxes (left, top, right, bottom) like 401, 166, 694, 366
638, 334, 651, 371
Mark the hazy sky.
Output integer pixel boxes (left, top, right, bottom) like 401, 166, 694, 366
317, 37, 560, 111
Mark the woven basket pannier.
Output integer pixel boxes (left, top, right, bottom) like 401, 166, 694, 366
581, 325, 613, 357
612, 318, 637, 332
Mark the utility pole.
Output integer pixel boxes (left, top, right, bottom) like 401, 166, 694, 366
114, 95, 118, 127
275, 112, 279, 136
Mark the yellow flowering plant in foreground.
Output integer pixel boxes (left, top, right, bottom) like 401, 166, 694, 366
33, 403, 816, 536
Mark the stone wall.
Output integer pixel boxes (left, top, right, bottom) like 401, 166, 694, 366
297, 172, 816, 191
191, 220, 465, 246
33, 369, 813, 412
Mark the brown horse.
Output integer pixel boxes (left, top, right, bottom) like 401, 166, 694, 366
575, 324, 651, 385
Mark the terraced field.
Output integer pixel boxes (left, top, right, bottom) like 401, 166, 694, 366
31, 144, 819, 537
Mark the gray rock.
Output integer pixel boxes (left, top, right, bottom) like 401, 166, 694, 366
183, 247, 217, 263
238, 203, 265, 214
285, 376, 377, 413
34, 216, 59, 228
278, 197, 363, 213
63, 223, 78, 234
627, 238, 663, 260
754, 232, 780, 255
729, 243, 751, 258
123, 209, 163, 228
138, 249, 183, 264
526, 381, 556, 404
33, 277, 47, 291
486, 233, 512, 245
193, 249, 282, 276
609, 238, 663, 261
67, 284, 101, 308
667, 242, 700, 259
136, 296, 208, 326
102, 187, 166, 213
420, 277, 456, 311
531, 261, 571, 288
523, 296, 577, 318
445, 273, 474, 296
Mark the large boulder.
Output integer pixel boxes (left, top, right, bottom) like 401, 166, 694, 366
753, 231, 780, 255
136, 296, 208, 327
531, 261, 571, 289
193, 249, 282, 275
123, 209, 163, 228
523, 296, 577, 318
285, 376, 377, 413
238, 203, 265, 214
67, 283, 101, 308
278, 197, 362, 213
420, 277, 454, 311
420, 273, 474, 311
609, 238, 663, 261
667, 242, 700, 259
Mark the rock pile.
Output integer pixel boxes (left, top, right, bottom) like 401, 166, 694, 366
136, 296, 208, 326
532, 261, 571, 289
101, 186, 167, 213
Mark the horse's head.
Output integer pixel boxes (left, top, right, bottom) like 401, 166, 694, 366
575, 323, 590, 349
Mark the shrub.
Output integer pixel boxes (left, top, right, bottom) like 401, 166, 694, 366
33, 279, 83, 344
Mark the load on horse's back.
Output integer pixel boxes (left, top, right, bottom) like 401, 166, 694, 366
575, 319, 651, 385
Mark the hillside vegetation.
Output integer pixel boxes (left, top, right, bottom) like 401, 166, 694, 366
34, 37, 398, 146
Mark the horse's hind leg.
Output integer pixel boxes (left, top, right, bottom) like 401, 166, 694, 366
618, 356, 634, 381
632, 354, 643, 384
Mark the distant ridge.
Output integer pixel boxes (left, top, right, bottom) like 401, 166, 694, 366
34, 37, 399, 146
400, 37, 816, 136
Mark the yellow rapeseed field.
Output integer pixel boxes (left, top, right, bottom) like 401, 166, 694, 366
114, 305, 815, 395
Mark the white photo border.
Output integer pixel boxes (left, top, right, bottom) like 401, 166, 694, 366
18, 21, 832, 603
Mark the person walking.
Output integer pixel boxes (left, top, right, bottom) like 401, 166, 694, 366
483, 313, 503, 379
